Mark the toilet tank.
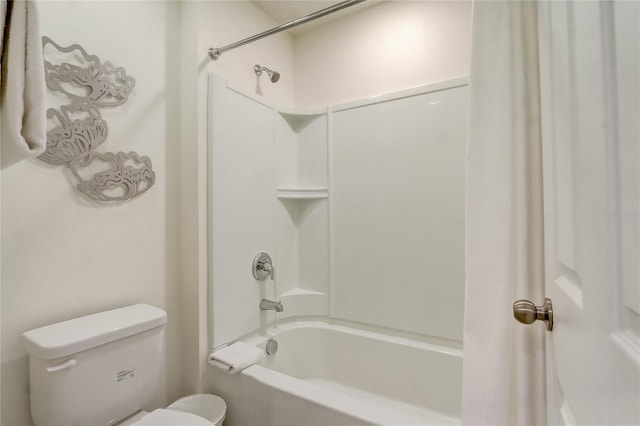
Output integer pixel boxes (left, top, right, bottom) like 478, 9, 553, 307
22, 304, 167, 426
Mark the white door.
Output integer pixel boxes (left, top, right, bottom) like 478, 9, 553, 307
538, 1, 640, 425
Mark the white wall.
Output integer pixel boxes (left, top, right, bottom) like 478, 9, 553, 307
294, 1, 472, 107
1, 2, 181, 425
196, 1, 296, 106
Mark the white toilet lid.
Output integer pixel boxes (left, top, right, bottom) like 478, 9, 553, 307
131, 409, 214, 426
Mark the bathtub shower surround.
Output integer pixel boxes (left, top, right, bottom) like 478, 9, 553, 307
207, 74, 467, 424
40, 36, 155, 202
208, 75, 467, 346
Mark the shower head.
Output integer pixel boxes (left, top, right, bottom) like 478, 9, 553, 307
254, 64, 280, 83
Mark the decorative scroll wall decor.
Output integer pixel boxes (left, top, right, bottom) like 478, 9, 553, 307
69, 152, 155, 202
40, 36, 155, 202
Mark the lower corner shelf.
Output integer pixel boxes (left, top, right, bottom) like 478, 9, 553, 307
276, 187, 328, 200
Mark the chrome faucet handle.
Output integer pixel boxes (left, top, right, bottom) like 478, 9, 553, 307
260, 261, 274, 280
252, 252, 274, 281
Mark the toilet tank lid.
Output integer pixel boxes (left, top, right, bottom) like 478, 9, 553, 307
22, 304, 167, 360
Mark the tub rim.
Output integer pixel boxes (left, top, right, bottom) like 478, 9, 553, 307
212, 316, 463, 358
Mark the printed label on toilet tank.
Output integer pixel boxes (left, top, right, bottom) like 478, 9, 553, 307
117, 368, 135, 382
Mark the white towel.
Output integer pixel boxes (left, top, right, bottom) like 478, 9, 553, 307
208, 342, 265, 374
1, 0, 46, 169
0, 2, 6, 52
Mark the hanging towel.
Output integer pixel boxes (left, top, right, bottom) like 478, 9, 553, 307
0, 2, 6, 52
208, 342, 265, 374
1, 0, 46, 169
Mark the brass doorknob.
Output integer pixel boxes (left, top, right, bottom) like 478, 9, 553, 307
513, 298, 553, 331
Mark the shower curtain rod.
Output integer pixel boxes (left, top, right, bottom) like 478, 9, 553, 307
208, 0, 366, 60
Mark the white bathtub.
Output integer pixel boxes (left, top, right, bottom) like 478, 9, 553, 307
207, 320, 462, 426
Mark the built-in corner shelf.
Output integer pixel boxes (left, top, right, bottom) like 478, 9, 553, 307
277, 187, 328, 200
278, 287, 329, 318
279, 288, 327, 298
277, 107, 326, 133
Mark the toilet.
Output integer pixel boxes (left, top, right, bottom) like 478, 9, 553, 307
22, 304, 226, 426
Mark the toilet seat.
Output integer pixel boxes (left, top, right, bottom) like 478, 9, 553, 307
131, 409, 214, 425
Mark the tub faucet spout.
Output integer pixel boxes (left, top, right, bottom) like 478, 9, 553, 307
260, 299, 284, 312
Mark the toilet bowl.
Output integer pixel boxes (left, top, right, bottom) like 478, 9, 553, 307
22, 304, 226, 426
118, 394, 226, 426
120, 409, 213, 426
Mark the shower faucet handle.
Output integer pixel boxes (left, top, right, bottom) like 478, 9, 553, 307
258, 260, 274, 280
252, 252, 274, 281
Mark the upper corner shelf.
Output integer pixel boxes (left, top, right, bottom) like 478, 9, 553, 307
277, 187, 328, 200
276, 107, 327, 132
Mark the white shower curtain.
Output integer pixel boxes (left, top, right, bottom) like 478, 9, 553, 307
463, 1, 546, 425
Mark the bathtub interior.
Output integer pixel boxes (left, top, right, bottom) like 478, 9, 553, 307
208, 320, 462, 426
257, 324, 462, 418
